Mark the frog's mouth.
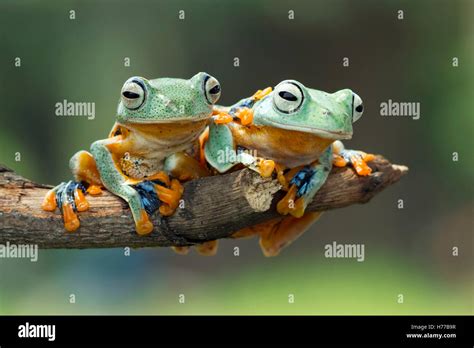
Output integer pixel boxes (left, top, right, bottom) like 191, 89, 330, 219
121, 113, 211, 124
263, 120, 353, 140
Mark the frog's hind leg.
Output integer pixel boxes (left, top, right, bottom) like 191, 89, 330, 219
70, 150, 103, 195
164, 152, 211, 181
332, 140, 375, 176
258, 212, 322, 257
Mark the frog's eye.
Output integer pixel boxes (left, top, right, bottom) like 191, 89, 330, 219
273, 81, 304, 114
204, 75, 221, 104
352, 93, 363, 122
121, 78, 146, 110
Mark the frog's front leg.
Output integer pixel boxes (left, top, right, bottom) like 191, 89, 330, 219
277, 146, 333, 218
41, 150, 104, 232
90, 138, 154, 235
332, 140, 375, 176
204, 122, 275, 177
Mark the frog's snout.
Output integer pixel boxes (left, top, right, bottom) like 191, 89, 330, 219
352, 92, 363, 123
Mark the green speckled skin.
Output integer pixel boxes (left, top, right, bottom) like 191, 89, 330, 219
90, 72, 218, 233
44, 72, 221, 234
117, 73, 213, 124
205, 79, 362, 213
248, 83, 354, 138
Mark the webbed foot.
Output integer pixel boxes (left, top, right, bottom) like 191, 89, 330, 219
156, 179, 183, 216
259, 212, 322, 257
42, 180, 92, 232
332, 140, 374, 176
132, 173, 183, 218
276, 166, 317, 218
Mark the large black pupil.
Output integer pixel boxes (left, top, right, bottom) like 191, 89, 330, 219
209, 85, 220, 94
355, 104, 364, 113
123, 91, 140, 99
279, 91, 297, 101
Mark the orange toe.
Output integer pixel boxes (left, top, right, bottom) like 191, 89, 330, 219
62, 203, 80, 232
275, 163, 289, 190
333, 154, 347, 167
235, 108, 254, 126
155, 179, 183, 212
195, 240, 218, 256
135, 210, 153, 235
289, 197, 306, 218
252, 87, 272, 101
87, 185, 102, 195
364, 153, 375, 162
147, 171, 171, 187
172, 246, 190, 255
259, 159, 275, 178
351, 156, 372, 176
214, 112, 233, 124
41, 190, 57, 211
74, 189, 89, 212
159, 203, 174, 216
277, 185, 297, 215
170, 179, 184, 196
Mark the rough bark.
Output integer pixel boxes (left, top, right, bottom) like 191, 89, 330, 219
0, 157, 408, 249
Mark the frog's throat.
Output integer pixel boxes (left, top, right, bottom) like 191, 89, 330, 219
260, 119, 352, 140
118, 112, 211, 124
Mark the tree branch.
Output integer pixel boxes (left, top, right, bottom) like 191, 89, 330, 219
0, 157, 408, 249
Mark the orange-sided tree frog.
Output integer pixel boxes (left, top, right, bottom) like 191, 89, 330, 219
203, 80, 374, 256
42, 72, 221, 235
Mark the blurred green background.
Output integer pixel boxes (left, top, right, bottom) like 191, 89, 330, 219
0, 0, 472, 315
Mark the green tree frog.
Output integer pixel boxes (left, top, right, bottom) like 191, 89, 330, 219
203, 79, 374, 256
42, 72, 221, 235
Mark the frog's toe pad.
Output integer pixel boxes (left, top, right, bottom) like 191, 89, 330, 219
195, 240, 218, 256
74, 188, 89, 212
339, 149, 374, 176
171, 246, 190, 255
289, 197, 306, 218
277, 185, 297, 215
259, 159, 275, 178
42, 190, 57, 211
155, 179, 183, 213
133, 179, 183, 217
62, 202, 80, 232
86, 185, 102, 195
135, 210, 154, 235
332, 154, 347, 167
